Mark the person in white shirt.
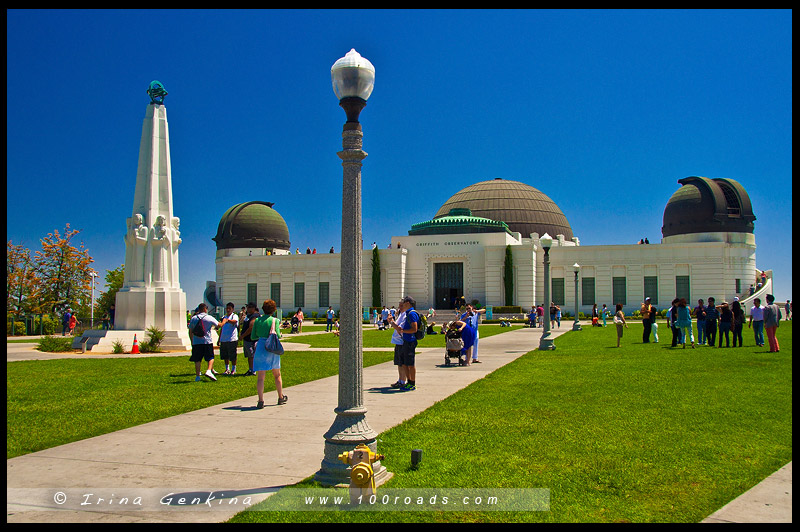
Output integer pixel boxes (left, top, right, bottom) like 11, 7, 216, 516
389, 302, 408, 389
219, 302, 239, 374
748, 297, 765, 347
188, 303, 221, 382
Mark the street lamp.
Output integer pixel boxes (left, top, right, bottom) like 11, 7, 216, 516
572, 263, 582, 331
539, 233, 555, 350
315, 49, 391, 487
89, 271, 99, 329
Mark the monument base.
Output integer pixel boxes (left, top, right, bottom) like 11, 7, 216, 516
71, 329, 192, 352
114, 286, 188, 332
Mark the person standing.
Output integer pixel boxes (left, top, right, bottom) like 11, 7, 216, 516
219, 302, 239, 375
667, 299, 680, 347
389, 301, 408, 389
641, 298, 654, 343
537, 304, 545, 328
601, 304, 609, 327
731, 300, 745, 347
251, 299, 287, 407
676, 299, 694, 348
613, 304, 628, 348
240, 302, 259, 376
763, 294, 782, 353
295, 308, 304, 333
694, 299, 707, 345
388, 296, 420, 390
718, 302, 733, 348
704, 297, 719, 347
188, 303, 220, 382
650, 304, 659, 343
61, 308, 72, 336
326, 306, 335, 332
785, 300, 792, 321
462, 303, 486, 364
529, 306, 537, 328
748, 298, 765, 347
109, 304, 115, 330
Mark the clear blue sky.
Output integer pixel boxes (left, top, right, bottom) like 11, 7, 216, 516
7, 9, 792, 308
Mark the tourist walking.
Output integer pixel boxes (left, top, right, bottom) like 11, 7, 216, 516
389, 301, 408, 389
694, 299, 707, 345
748, 297, 765, 347
294, 308, 304, 333
240, 302, 259, 376
61, 308, 72, 336
785, 300, 792, 321
641, 298, 654, 343
219, 302, 239, 375
188, 303, 220, 382
252, 299, 287, 407
613, 304, 628, 348
763, 294, 782, 352
704, 297, 719, 347
718, 302, 733, 347
731, 300, 745, 347
676, 299, 694, 348
601, 304, 609, 327
388, 296, 421, 389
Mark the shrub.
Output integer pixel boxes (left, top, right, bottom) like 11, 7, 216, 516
7, 320, 26, 336
492, 306, 523, 314
36, 336, 74, 352
112, 340, 125, 354
139, 326, 165, 353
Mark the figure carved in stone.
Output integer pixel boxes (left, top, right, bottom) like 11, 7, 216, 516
151, 215, 169, 284
169, 216, 182, 286
124, 213, 148, 283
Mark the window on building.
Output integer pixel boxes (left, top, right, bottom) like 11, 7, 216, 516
735, 278, 741, 294
612, 277, 627, 306
643, 276, 658, 305
319, 282, 330, 308
676, 276, 690, 302
270, 283, 281, 308
247, 283, 257, 305
582, 277, 596, 306
552, 278, 565, 306
294, 282, 305, 308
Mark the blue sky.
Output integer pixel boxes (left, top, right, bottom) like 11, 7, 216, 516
7, 9, 792, 308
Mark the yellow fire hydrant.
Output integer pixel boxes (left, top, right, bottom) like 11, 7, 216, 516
338, 443, 384, 503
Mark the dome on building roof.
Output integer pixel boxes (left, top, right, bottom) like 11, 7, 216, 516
213, 201, 291, 251
662, 177, 755, 238
409, 208, 513, 236
434, 179, 573, 240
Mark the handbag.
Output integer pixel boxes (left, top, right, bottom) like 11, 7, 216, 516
264, 317, 284, 355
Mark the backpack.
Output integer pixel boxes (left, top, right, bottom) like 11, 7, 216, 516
412, 311, 426, 340
192, 314, 207, 337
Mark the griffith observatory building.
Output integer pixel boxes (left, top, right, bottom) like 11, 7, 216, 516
208, 176, 768, 315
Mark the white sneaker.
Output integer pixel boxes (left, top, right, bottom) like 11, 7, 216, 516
205, 369, 217, 382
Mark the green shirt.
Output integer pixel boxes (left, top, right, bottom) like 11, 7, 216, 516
251, 315, 281, 341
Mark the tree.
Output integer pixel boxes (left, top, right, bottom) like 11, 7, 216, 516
371, 246, 382, 308
33, 224, 97, 315
503, 245, 514, 306
7, 241, 43, 318
96, 264, 124, 316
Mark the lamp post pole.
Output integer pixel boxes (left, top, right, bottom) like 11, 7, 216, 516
316, 49, 391, 487
539, 234, 555, 350
90, 272, 98, 329
572, 263, 582, 331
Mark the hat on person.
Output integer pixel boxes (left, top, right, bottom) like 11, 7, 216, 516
645, 297, 651, 302
733, 296, 739, 302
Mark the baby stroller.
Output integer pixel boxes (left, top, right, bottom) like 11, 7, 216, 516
444, 323, 465, 366
290, 315, 300, 334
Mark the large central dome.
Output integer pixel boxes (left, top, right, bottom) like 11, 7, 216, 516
434, 179, 574, 240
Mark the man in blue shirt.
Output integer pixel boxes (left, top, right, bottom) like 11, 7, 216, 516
389, 296, 420, 391
326, 306, 335, 332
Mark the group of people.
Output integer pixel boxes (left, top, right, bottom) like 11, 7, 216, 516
526, 303, 564, 329
634, 295, 784, 352
188, 301, 287, 408
294, 247, 336, 254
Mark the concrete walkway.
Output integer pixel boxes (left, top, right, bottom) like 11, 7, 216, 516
6, 326, 792, 523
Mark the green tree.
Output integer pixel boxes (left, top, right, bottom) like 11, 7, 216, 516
33, 224, 97, 315
96, 264, 124, 316
503, 245, 514, 306
372, 246, 381, 308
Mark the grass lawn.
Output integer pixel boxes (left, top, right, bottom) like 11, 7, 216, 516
283, 324, 525, 349
6, 350, 393, 459
230, 322, 792, 523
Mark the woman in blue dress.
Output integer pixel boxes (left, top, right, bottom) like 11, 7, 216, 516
252, 299, 287, 408
453, 317, 477, 366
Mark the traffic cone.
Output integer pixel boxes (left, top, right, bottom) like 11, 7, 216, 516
131, 334, 140, 354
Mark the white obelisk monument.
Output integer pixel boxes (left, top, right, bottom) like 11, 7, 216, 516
114, 81, 189, 344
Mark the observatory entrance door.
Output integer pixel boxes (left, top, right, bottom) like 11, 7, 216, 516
434, 262, 463, 309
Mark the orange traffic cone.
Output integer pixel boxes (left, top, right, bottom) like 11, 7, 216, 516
131, 334, 140, 354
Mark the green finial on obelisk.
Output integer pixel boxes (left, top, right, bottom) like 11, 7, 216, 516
147, 80, 168, 105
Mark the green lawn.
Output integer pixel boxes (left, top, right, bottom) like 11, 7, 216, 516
6, 350, 393, 459
230, 322, 792, 523
283, 324, 525, 349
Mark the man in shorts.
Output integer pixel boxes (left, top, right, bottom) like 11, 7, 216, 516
189, 303, 220, 382
219, 302, 239, 375
240, 302, 259, 376
389, 296, 420, 391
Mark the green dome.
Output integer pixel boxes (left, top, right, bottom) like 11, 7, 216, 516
213, 201, 291, 251
409, 208, 512, 236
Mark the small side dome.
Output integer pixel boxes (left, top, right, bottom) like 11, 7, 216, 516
662, 177, 756, 238
213, 201, 291, 251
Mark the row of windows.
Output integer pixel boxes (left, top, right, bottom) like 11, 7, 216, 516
243, 282, 330, 309
551, 276, 691, 307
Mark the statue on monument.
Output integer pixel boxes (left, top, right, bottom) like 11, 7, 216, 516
124, 213, 148, 284
151, 215, 169, 285
147, 80, 168, 105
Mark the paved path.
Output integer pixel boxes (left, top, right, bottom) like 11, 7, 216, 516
6, 326, 791, 523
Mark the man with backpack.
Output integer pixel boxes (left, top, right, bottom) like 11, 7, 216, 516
388, 296, 420, 391
188, 303, 220, 382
